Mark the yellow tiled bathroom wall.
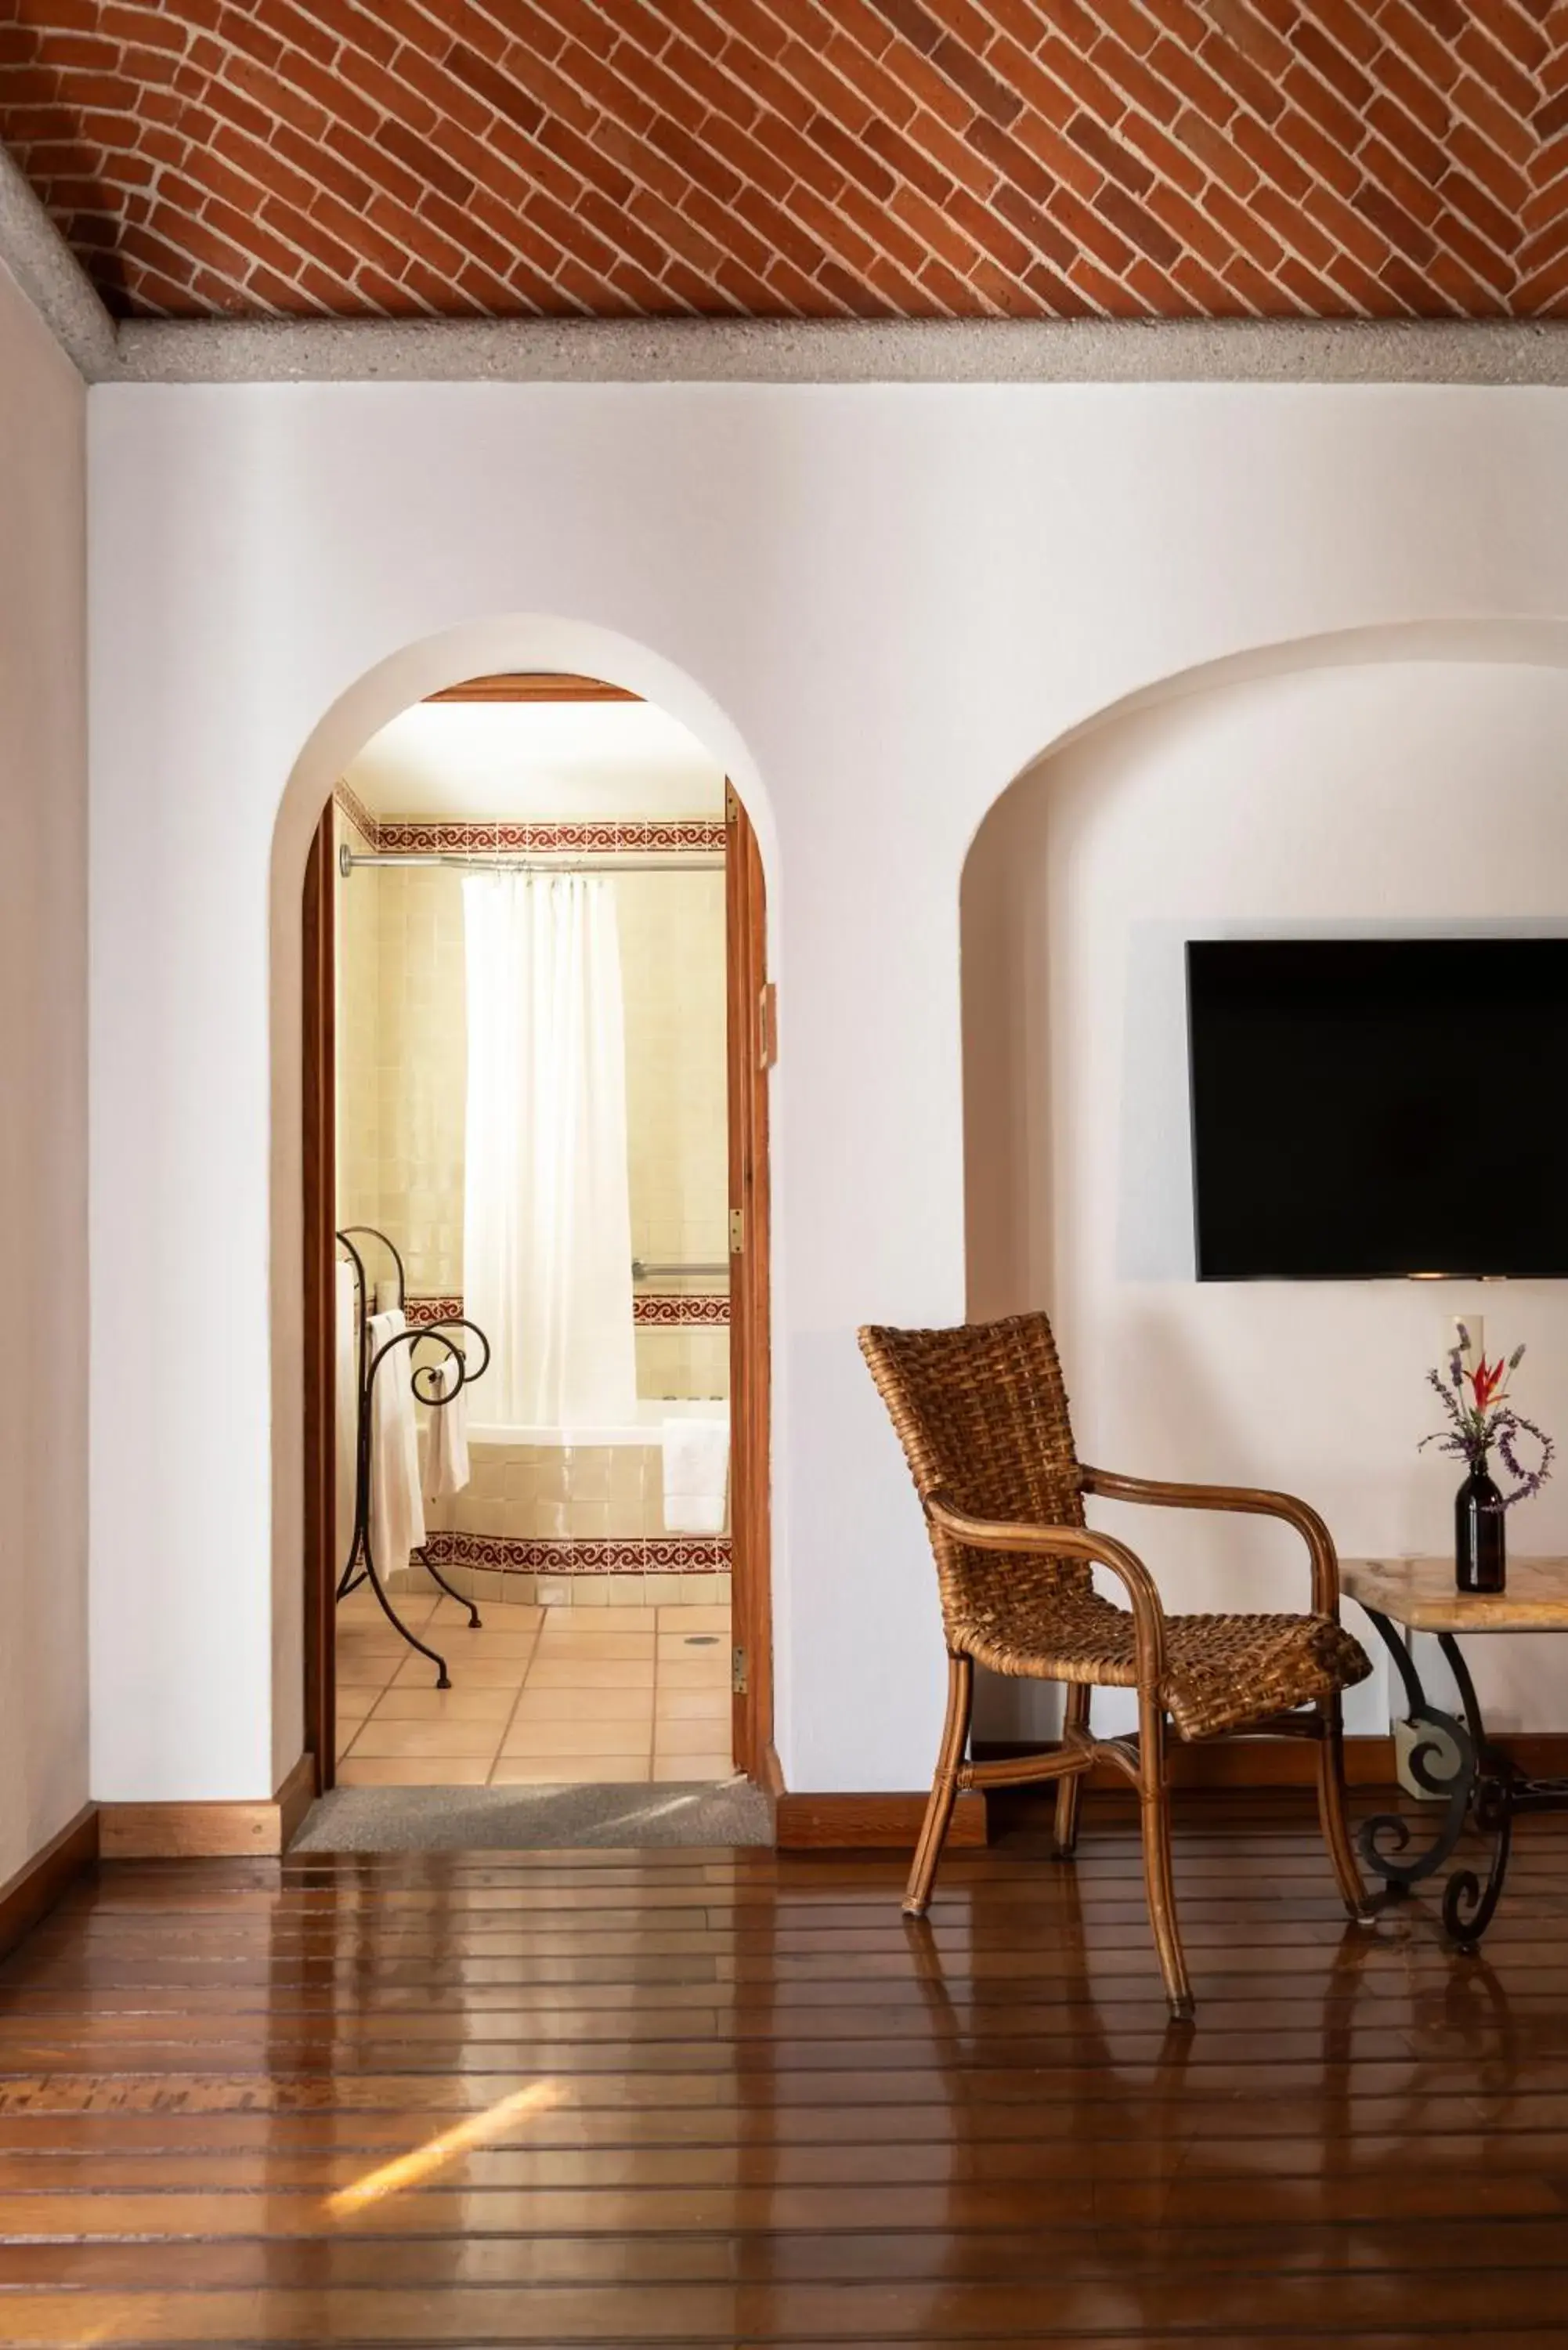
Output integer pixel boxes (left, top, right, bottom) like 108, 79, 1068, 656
335, 838, 729, 1404
374, 867, 467, 1296
333, 802, 381, 1235
620, 867, 729, 1391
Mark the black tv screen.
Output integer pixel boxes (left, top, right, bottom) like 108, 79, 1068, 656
1187, 939, 1568, 1280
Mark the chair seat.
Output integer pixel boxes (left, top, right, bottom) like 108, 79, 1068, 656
953, 1589, 1371, 1741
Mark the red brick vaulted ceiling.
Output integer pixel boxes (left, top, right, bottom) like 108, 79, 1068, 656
2, 0, 1566, 320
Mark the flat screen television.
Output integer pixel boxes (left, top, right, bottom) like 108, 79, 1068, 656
1187, 939, 1568, 1280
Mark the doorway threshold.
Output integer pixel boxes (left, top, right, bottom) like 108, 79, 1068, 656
291, 1777, 774, 1851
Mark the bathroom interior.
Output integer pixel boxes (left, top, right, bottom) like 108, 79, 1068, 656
330, 679, 735, 1793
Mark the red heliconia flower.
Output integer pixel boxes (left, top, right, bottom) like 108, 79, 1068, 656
1469, 1356, 1507, 1414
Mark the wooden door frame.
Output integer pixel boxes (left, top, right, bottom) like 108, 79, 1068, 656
726, 782, 775, 1788
300, 680, 775, 1796
302, 797, 337, 1793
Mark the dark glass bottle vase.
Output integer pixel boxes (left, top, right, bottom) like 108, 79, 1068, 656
1456, 1455, 1507, 1593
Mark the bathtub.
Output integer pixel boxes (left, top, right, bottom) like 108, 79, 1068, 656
467, 1397, 728, 1449
422, 1394, 731, 1565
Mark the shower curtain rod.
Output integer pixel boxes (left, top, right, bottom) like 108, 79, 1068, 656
339, 846, 724, 877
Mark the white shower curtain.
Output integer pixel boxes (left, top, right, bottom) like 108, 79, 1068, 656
462, 870, 638, 1429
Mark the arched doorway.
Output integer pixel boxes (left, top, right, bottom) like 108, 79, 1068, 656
284, 653, 775, 1817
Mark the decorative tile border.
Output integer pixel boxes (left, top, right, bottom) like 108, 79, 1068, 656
331, 788, 726, 865
333, 777, 380, 849
376, 817, 727, 857
407, 1291, 729, 1329
635, 1292, 730, 1326
426, 1531, 730, 1575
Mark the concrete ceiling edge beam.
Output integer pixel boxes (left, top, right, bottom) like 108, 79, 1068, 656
112, 313, 1568, 388
0, 143, 117, 382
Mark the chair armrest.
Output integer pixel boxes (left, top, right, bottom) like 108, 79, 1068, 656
1079, 1465, 1341, 1617
924, 1492, 1166, 1684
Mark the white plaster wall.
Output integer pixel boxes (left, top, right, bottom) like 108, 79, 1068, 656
85, 380, 1568, 1800
965, 660, 1568, 1744
0, 269, 88, 1875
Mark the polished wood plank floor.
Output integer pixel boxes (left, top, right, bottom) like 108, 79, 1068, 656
2, 1792, 1567, 2345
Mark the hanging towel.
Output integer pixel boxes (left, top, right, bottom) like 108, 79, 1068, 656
661, 1415, 730, 1535
334, 1262, 360, 1576
368, 1308, 426, 1580
424, 1349, 471, 1502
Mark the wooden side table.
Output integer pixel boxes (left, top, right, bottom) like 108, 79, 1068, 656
1340, 1556, 1568, 1947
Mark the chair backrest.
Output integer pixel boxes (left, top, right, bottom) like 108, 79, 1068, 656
858, 1311, 1092, 1631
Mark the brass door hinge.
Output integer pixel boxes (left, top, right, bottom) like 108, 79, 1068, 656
757, 980, 778, 1069
732, 1644, 749, 1695
724, 784, 740, 828
729, 1207, 745, 1255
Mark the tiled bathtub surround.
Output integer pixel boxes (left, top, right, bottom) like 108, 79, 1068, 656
429, 1531, 729, 1572
427, 1431, 682, 1539
389, 1563, 732, 1611
420, 1424, 731, 1585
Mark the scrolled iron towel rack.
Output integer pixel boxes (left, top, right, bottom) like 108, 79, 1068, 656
336, 1224, 491, 1689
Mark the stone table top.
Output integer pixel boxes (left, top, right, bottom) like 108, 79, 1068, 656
1340, 1556, 1568, 1633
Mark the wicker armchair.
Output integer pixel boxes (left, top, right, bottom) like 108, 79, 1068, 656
859, 1311, 1372, 2019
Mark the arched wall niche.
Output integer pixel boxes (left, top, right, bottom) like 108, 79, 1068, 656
266, 615, 779, 1784
961, 617, 1568, 1748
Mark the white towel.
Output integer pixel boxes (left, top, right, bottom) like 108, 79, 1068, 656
661, 1416, 729, 1535
424, 1349, 471, 1502
368, 1309, 426, 1579
334, 1262, 360, 1574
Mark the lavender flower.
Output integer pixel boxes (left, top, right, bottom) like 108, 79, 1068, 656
1420, 1341, 1552, 1509
1495, 1411, 1555, 1506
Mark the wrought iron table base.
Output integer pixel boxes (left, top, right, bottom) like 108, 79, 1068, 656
1358, 1607, 1568, 1947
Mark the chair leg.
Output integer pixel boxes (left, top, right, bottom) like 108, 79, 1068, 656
903, 1654, 973, 1919
1314, 1694, 1370, 1920
1054, 1681, 1091, 1858
1137, 1690, 1194, 2020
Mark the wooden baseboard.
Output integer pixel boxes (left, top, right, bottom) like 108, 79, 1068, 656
276, 1752, 319, 1847
974, 1732, 1568, 1791
1489, 1733, 1568, 1779
0, 1804, 99, 1961
775, 1789, 988, 1849
100, 1753, 319, 1861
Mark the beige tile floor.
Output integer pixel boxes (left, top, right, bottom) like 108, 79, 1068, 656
334, 1587, 733, 1787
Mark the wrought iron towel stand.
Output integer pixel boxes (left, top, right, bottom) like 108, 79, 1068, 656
337, 1224, 492, 1688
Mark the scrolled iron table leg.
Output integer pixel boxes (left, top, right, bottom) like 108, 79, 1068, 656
1441, 1766, 1514, 1950
1357, 1611, 1530, 1950
1433, 1632, 1520, 1951
1357, 1609, 1477, 1900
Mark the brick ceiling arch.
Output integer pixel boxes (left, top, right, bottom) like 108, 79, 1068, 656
2, 1, 1566, 322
